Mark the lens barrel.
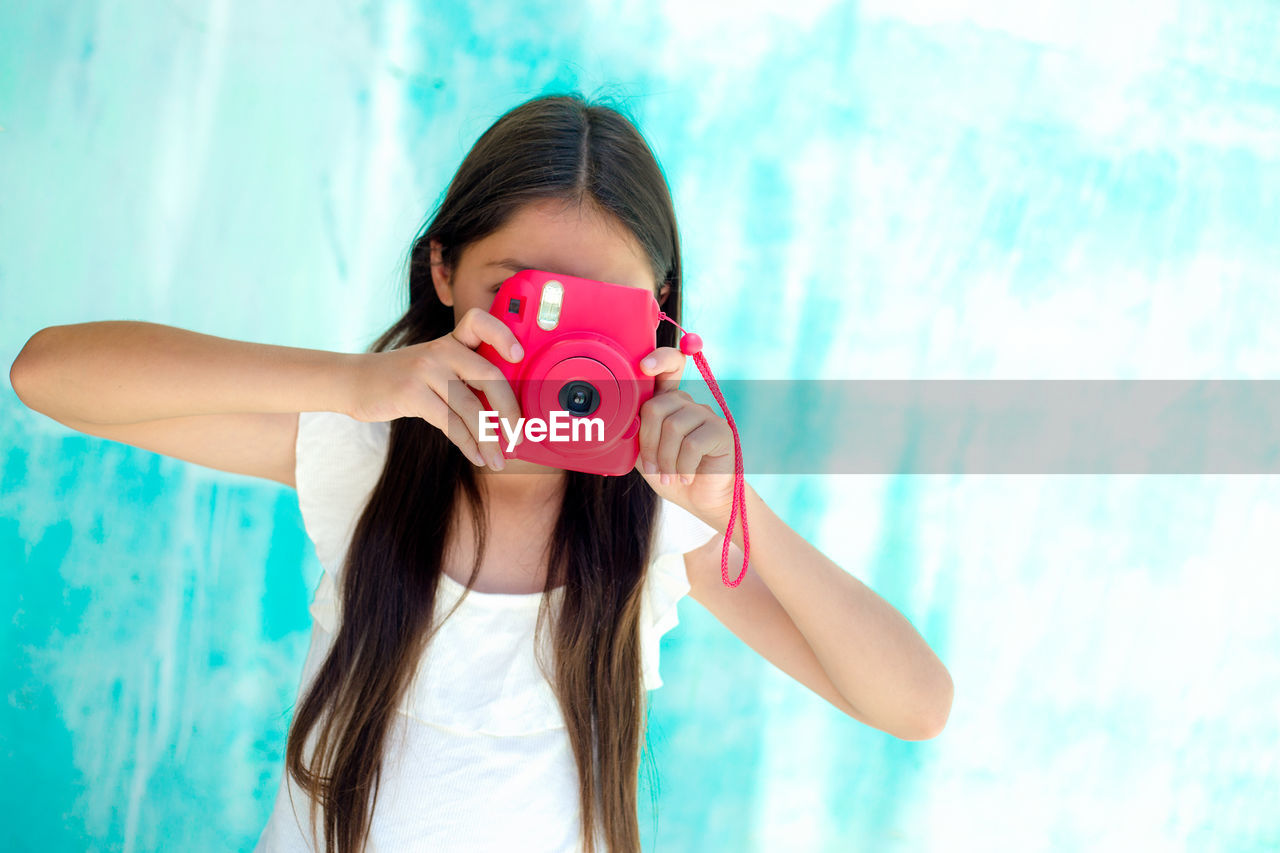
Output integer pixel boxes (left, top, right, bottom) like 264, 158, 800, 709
558, 380, 600, 416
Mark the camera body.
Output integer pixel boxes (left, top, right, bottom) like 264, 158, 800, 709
474, 269, 659, 476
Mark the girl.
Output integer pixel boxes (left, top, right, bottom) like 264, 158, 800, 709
10, 93, 953, 852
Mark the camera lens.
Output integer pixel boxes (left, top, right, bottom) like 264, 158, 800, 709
558, 381, 599, 416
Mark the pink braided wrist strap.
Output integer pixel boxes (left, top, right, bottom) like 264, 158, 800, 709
658, 311, 749, 587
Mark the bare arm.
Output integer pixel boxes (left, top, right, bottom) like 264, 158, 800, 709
9, 312, 531, 484
9, 321, 359, 487
692, 484, 954, 741
9, 321, 356, 425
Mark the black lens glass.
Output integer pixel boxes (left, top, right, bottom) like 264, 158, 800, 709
559, 381, 599, 416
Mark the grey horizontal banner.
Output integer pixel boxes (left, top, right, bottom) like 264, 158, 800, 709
449, 379, 1280, 474
684, 380, 1280, 474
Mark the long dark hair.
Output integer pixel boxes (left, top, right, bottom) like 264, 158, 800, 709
284, 92, 683, 852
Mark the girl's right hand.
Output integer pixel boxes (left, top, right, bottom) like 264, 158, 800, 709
343, 308, 524, 471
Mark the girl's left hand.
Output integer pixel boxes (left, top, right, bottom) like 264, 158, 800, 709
635, 346, 735, 523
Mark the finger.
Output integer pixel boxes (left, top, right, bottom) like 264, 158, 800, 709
445, 408, 490, 468
655, 404, 708, 480
675, 419, 732, 481
424, 368, 507, 470
451, 307, 525, 363
639, 346, 686, 395
417, 390, 487, 467
637, 390, 692, 474
447, 347, 523, 430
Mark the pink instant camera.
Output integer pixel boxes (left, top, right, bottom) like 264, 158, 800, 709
473, 269, 659, 476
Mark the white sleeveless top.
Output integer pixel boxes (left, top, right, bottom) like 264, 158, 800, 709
254, 411, 716, 852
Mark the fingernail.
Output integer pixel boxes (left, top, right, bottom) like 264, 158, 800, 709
644, 460, 657, 476
641, 356, 656, 370
511, 343, 524, 361
660, 473, 670, 486
680, 474, 692, 485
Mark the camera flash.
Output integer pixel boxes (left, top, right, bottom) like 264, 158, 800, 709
536, 279, 564, 330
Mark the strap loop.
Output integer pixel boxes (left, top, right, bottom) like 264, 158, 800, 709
657, 311, 749, 587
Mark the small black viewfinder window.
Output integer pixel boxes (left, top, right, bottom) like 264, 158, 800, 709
508, 297, 522, 314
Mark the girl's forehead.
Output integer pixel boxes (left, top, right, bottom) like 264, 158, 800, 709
468, 202, 655, 291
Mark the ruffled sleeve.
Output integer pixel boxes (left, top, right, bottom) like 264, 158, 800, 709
640, 499, 719, 691
294, 410, 391, 633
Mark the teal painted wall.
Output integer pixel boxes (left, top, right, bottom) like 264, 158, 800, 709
3, 1, 1278, 850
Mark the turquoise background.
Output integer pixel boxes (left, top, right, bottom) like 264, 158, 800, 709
3, 1, 1279, 851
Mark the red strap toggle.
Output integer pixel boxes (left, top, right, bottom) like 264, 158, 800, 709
678, 333, 703, 356
657, 311, 749, 587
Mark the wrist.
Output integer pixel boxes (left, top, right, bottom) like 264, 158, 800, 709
329, 351, 366, 417
693, 481, 756, 536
